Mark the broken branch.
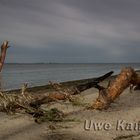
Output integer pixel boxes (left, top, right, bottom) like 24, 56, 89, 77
0, 41, 10, 72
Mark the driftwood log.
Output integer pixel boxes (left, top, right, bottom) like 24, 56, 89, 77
91, 67, 140, 110
0, 71, 114, 112
28, 71, 114, 108
0, 41, 9, 72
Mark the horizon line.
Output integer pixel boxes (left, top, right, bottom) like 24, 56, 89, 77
5, 62, 140, 64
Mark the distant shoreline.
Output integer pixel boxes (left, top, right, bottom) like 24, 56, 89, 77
4, 62, 140, 64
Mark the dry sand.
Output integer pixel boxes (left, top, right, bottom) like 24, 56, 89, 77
0, 77, 140, 140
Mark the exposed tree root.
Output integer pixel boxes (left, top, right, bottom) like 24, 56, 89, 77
90, 67, 140, 110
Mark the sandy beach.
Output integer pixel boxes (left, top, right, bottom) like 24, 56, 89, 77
0, 72, 140, 140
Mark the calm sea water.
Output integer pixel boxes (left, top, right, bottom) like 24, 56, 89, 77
1, 63, 140, 90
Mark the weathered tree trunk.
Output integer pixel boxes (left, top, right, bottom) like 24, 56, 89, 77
0, 41, 9, 72
91, 67, 140, 110
29, 71, 114, 108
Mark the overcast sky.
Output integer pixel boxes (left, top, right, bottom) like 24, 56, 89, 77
0, 0, 140, 63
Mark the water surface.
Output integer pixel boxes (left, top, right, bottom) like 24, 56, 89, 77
1, 63, 140, 90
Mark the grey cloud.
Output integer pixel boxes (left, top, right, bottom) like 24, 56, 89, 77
0, 0, 140, 63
